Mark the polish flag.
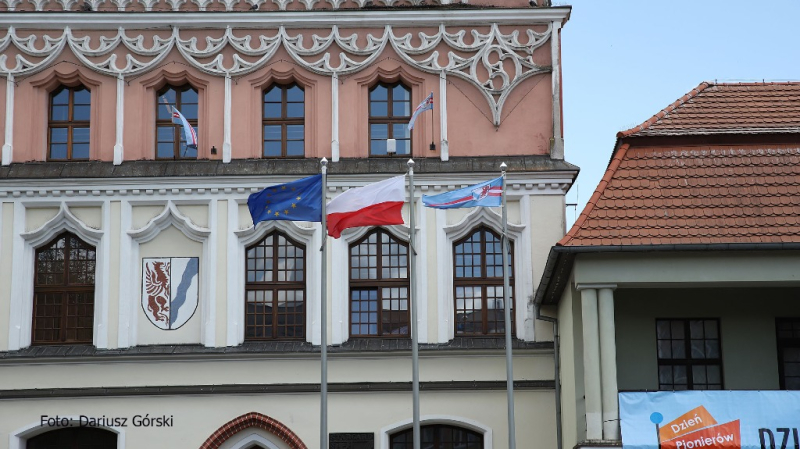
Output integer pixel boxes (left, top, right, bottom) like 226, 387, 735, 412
327, 175, 406, 238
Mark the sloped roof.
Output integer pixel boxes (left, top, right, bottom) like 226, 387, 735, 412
559, 143, 800, 246
619, 82, 800, 137
560, 81, 800, 247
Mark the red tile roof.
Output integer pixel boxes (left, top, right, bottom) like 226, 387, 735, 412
561, 82, 800, 247
560, 143, 800, 246
619, 82, 800, 137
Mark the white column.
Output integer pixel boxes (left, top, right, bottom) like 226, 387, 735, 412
331, 73, 340, 162
113, 74, 124, 165
223, 74, 232, 163
550, 20, 564, 160
599, 286, 620, 440
439, 70, 449, 161
580, 286, 602, 440
2, 74, 14, 166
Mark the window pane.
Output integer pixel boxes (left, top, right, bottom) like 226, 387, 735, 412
264, 86, 280, 102
393, 100, 410, 117
287, 102, 304, 118
181, 89, 198, 104
287, 141, 304, 157
51, 105, 68, 121
264, 125, 282, 141
73, 127, 90, 144
157, 126, 174, 142
179, 104, 198, 119
370, 139, 387, 156
52, 89, 69, 105
287, 85, 304, 102
71, 144, 90, 160
157, 142, 175, 159
393, 124, 410, 140
73, 105, 90, 121
180, 144, 197, 159
73, 87, 90, 104
50, 128, 68, 144
264, 141, 282, 158
393, 84, 410, 101
370, 101, 388, 117
264, 102, 281, 119
49, 144, 68, 160
371, 124, 388, 140
370, 85, 388, 101
287, 125, 304, 141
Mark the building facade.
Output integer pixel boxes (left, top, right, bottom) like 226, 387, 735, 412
0, 1, 575, 448
535, 82, 800, 449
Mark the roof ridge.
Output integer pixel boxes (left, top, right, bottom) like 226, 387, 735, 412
617, 81, 711, 138
558, 143, 630, 247
712, 81, 800, 86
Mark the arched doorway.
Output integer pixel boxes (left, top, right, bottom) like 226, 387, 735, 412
27, 427, 117, 449
200, 412, 307, 449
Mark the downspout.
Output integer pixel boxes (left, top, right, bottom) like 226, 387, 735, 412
535, 302, 562, 449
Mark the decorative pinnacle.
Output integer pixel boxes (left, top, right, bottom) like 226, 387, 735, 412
407, 158, 415, 168
500, 162, 507, 172
321, 157, 328, 166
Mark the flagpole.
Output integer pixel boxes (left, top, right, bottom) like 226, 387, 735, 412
407, 159, 421, 449
320, 157, 329, 449
500, 161, 516, 449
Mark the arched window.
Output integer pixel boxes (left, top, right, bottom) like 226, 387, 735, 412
156, 84, 198, 160
369, 82, 411, 156
28, 427, 117, 449
245, 231, 306, 340
263, 83, 305, 158
48, 85, 90, 161
349, 229, 409, 337
33, 232, 96, 345
453, 227, 514, 336
390, 424, 483, 449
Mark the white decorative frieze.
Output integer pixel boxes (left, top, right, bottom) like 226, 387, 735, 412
0, 21, 554, 122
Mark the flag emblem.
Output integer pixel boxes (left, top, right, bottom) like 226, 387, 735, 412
141, 257, 199, 330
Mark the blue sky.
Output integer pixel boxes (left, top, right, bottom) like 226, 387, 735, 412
560, 0, 799, 226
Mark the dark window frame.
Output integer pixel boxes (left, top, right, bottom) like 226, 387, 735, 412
656, 318, 723, 390
262, 83, 305, 158
32, 232, 96, 345
155, 84, 198, 160
244, 231, 306, 341
390, 424, 483, 449
348, 228, 410, 338
776, 318, 800, 390
452, 226, 515, 337
368, 81, 412, 157
48, 85, 91, 161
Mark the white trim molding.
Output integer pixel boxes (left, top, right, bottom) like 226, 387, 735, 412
331, 223, 420, 345
231, 216, 320, 346
9, 203, 105, 350
10, 417, 126, 449
2, 73, 13, 166
227, 432, 282, 449
380, 415, 493, 449
436, 205, 531, 342
122, 201, 214, 347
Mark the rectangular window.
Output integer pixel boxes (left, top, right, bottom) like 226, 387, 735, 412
656, 319, 722, 390
776, 318, 800, 389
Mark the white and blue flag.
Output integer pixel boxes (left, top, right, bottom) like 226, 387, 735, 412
422, 176, 503, 209
171, 107, 198, 149
408, 91, 434, 130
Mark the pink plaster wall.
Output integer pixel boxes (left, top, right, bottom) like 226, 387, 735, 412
4, 24, 557, 162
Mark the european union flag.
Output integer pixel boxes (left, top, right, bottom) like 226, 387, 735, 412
248, 174, 323, 225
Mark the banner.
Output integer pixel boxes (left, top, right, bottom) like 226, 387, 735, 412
620, 391, 800, 449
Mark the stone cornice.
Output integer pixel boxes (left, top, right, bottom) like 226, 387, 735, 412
0, 8, 571, 28
0, 157, 578, 199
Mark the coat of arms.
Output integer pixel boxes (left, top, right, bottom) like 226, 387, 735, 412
141, 257, 199, 330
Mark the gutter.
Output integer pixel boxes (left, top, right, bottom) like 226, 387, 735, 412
534, 242, 800, 306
